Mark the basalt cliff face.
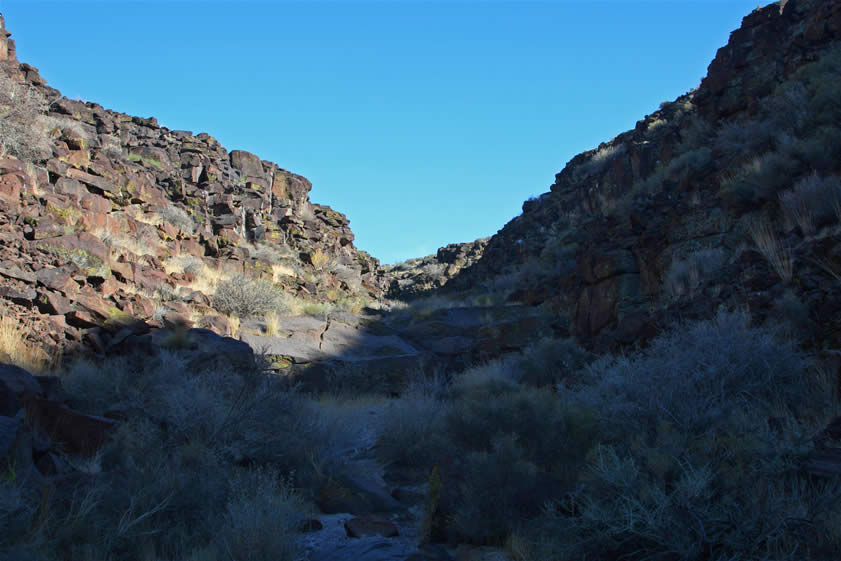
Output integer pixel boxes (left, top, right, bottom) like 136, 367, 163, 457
431, 0, 841, 352
0, 14, 388, 364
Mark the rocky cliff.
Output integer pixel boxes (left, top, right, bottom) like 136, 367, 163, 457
444, 0, 841, 352
0, 14, 389, 365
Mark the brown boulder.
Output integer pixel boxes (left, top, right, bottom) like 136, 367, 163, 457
344, 515, 399, 538
79, 193, 111, 214
36, 232, 110, 278
36, 289, 73, 316
53, 177, 86, 200
0, 285, 38, 306
24, 398, 117, 457
0, 363, 42, 396
74, 289, 118, 320
0, 173, 22, 209
65, 167, 118, 195
0, 264, 36, 284
0, 415, 34, 479
35, 266, 79, 295
230, 150, 264, 179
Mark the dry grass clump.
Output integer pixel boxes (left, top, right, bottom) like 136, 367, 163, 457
156, 205, 195, 234
212, 275, 282, 318
92, 227, 161, 259
0, 316, 47, 373
664, 247, 727, 301
162, 255, 204, 277
749, 217, 793, 282
263, 311, 281, 336
271, 263, 297, 283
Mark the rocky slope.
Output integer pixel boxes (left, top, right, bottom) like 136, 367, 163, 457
0, 14, 389, 366
383, 238, 488, 299
443, 0, 841, 352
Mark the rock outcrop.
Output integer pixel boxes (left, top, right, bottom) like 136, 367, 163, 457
383, 238, 488, 299
445, 0, 841, 352
0, 15, 388, 361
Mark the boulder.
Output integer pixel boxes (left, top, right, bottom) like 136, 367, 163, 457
0, 415, 34, 479
0, 363, 41, 396
23, 398, 117, 457
316, 470, 404, 515
0, 264, 36, 284
35, 233, 110, 279
344, 515, 399, 538
230, 150, 264, 179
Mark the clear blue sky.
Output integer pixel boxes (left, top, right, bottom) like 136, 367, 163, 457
3, 0, 763, 264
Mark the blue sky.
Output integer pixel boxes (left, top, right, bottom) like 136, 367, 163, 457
3, 0, 763, 264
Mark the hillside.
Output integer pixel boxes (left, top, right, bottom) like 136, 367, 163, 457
422, 0, 841, 351
0, 12, 388, 368
3, 1, 841, 561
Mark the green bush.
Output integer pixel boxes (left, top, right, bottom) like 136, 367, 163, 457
212, 275, 282, 318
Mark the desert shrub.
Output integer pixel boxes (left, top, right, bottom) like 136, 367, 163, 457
779, 172, 841, 234
448, 358, 521, 399
715, 118, 777, 157
517, 337, 593, 388
763, 81, 811, 133
434, 384, 599, 544
519, 312, 841, 561
525, 436, 841, 561
720, 151, 803, 207
791, 126, 841, 173
633, 147, 712, 194
158, 205, 195, 234
572, 312, 822, 436
450, 435, 547, 543
163, 255, 204, 277
35, 349, 344, 560
446, 386, 598, 476
767, 289, 814, 342
664, 247, 726, 300
675, 114, 714, 154
574, 143, 626, 179
0, 70, 49, 161
216, 467, 304, 561
250, 242, 296, 265
212, 275, 281, 318
376, 394, 449, 478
